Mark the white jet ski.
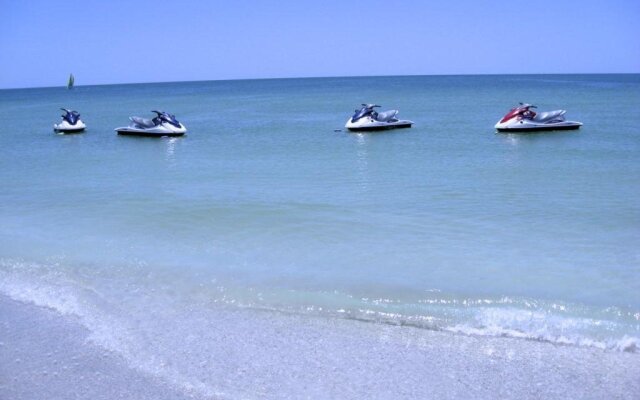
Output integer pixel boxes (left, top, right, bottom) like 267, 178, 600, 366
495, 103, 582, 132
53, 108, 86, 133
345, 104, 413, 132
115, 110, 187, 137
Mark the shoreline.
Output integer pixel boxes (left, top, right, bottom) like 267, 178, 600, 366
0, 295, 193, 400
2, 294, 639, 399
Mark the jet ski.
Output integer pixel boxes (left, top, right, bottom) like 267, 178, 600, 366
345, 104, 414, 132
495, 103, 582, 132
53, 108, 86, 133
115, 110, 186, 137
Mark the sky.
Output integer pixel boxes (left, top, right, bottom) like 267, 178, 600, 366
1, 0, 639, 89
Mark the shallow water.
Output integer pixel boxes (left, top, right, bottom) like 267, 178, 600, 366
0, 74, 639, 397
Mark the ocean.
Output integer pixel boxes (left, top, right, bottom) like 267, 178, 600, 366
1, 74, 639, 399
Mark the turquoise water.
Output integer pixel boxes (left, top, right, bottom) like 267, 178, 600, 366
0, 75, 639, 397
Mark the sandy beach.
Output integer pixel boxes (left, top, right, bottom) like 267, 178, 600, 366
0, 295, 190, 400
2, 294, 638, 399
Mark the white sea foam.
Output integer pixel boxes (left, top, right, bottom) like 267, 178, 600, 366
4, 258, 636, 357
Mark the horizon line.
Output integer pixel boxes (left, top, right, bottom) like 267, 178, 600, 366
2, 71, 639, 91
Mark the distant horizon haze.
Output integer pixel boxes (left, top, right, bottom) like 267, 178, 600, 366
2, 72, 640, 91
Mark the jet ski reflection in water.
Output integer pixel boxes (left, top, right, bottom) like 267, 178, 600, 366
345, 104, 414, 132
495, 103, 582, 132
54, 108, 86, 133
115, 110, 187, 137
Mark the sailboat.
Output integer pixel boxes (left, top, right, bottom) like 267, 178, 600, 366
67, 73, 74, 90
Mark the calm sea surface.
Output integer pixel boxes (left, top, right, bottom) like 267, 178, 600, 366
0, 74, 639, 396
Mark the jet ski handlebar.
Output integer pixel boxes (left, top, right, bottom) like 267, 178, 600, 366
60, 108, 80, 118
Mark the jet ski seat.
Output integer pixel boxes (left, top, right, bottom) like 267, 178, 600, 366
533, 110, 565, 122
130, 116, 158, 128
375, 110, 399, 122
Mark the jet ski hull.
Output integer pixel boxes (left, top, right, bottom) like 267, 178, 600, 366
54, 127, 85, 134
495, 121, 582, 132
54, 121, 86, 134
347, 122, 413, 132
115, 128, 185, 137
345, 117, 414, 132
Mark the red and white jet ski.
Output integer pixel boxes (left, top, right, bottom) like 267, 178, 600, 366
495, 103, 582, 132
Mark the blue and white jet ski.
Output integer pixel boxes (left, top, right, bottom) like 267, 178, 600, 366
115, 110, 187, 137
345, 104, 413, 132
53, 108, 86, 133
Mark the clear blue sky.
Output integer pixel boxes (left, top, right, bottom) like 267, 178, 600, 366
1, 0, 639, 89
